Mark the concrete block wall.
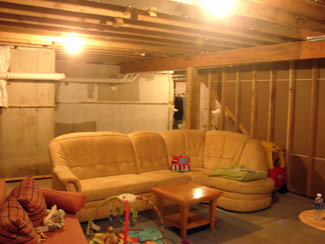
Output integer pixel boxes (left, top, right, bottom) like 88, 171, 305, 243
0, 47, 55, 178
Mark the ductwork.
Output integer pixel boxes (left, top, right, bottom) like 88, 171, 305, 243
0, 72, 66, 81
60, 73, 139, 84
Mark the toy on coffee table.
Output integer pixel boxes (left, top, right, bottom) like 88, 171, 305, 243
86, 193, 165, 244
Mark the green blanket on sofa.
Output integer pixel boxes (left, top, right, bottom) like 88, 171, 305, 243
210, 164, 267, 182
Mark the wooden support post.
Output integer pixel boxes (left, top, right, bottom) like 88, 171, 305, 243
250, 65, 258, 138
207, 70, 212, 131
220, 68, 227, 131
306, 60, 319, 197
234, 67, 241, 132
286, 61, 296, 187
267, 68, 276, 141
185, 67, 200, 129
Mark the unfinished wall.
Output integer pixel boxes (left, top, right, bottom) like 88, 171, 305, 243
200, 59, 325, 197
0, 47, 55, 178
55, 60, 173, 135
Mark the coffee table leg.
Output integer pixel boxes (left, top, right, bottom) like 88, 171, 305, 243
156, 196, 164, 218
209, 199, 217, 230
180, 205, 189, 239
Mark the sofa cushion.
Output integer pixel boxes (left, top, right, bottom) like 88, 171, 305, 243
129, 131, 169, 173
80, 174, 157, 202
139, 170, 192, 186
191, 173, 274, 194
204, 131, 249, 169
0, 198, 39, 244
161, 129, 205, 168
9, 176, 47, 227
40, 188, 87, 214
49, 132, 138, 180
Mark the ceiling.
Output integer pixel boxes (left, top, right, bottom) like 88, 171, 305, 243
0, 0, 325, 72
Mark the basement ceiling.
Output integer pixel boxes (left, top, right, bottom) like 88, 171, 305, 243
0, 0, 325, 70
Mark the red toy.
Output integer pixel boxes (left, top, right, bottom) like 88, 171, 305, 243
171, 156, 191, 172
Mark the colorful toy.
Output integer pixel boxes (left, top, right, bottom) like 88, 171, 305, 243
171, 155, 191, 172
261, 141, 286, 192
86, 194, 165, 244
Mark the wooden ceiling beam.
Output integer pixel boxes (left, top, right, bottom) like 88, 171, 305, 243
0, 0, 295, 44
0, 2, 279, 48
0, 13, 242, 50
0, 26, 198, 56
121, 40, 325, 73
254, 0, 325, 22
234, 0, 325, 32
0, 0, 131, 19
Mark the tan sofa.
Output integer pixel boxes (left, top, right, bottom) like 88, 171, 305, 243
49, 130, 274, 223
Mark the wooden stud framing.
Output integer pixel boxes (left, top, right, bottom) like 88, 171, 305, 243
286, 61, 296, 187
250, 65, 258, 138
220, 68, 227, 130
306, 59, 319, 196
234, 67, 241, 132
267, 68, 276, 141
185, 67, 200, 129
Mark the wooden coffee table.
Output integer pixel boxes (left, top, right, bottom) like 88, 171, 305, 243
151, 181, 223, 239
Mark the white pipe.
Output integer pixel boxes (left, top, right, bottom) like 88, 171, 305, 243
0, 72, 66, 81
60, 73, 139, 84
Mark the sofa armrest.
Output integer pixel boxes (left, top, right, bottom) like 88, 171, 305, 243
0, 179, 6, 206
40, 188, 87, 213
239, 139, 268, 172
53, 165, 82, 192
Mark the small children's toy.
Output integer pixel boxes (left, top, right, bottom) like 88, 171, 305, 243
36, 205, 66, 233
261, 141, 287, 192
87, 193, 166, 244
171, 155, 191, 172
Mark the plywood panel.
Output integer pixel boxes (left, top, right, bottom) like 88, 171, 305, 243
287, 155, 308, 195
275, 62, 290, 79
273, 78, 289, 149
315, 60, 325, 158
240, 81, 252, 133
256, 80, 268, 140
293, 80, 311, 154
312, 159, 325, 196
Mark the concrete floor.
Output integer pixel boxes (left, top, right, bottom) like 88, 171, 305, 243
5, 178, 325, 243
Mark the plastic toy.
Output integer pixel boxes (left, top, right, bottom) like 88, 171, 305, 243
86, 194, 165, 244
171, 155, 191, 172
261, 141, 287, 192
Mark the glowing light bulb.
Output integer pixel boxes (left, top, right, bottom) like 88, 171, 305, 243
201, 0, 235, 18
64, 35, 83, 54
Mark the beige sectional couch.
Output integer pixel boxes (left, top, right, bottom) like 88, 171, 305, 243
49, 130, 274, 223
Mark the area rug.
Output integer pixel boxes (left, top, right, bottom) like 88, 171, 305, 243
81, 204, 262, 244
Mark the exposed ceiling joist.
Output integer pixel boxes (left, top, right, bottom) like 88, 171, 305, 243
0, 0, 324, 66
121, 40, 325, 73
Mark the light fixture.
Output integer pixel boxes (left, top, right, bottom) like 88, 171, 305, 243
172, 0, 236, 18
64, 34, 83, 54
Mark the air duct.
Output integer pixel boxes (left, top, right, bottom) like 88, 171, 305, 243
60, 73, 139, 84
0, 72, 66, 81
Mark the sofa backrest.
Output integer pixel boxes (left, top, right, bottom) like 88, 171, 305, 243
204, 130, 268, 172
48, 132, 137, 180
238, 138, 268, 172
128, 131, 169, 173
160, 129, 205, 168
204, 130, 249, 169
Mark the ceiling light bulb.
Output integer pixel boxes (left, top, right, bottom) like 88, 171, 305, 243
64, 35, 83, 54
201, 0, 235, 18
